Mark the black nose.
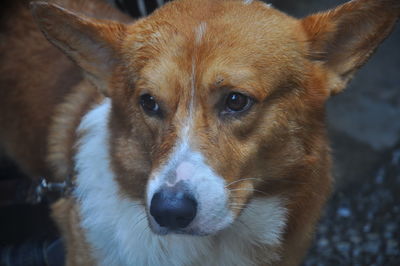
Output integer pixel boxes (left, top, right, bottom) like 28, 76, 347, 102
150, 189, 197, 229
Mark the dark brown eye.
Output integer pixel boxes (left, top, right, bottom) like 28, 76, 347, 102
225, 92, 251, 113
140, 94, 160, 115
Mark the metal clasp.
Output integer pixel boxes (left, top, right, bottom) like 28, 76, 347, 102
31, 177, 71, 204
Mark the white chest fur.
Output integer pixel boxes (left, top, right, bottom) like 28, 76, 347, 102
74, 100, 287, 266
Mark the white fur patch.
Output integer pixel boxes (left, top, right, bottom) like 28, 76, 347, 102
195, 22, 207, 44
74, 100, 288, 265
263, 2, 272, 8
243, 0, 254, 5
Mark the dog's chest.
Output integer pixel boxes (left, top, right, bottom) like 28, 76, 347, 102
77, 199, 285, 266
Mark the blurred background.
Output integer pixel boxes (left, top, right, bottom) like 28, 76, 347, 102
1, 0, 399, 265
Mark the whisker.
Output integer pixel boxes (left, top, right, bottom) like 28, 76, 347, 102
128, 203, 145, 208
226, 176, 309, 188
236, 219, 252, 233
228, 188, 271, 197
256, 177, 309, 185
137, 217, 150, 242
230, 207, 245, 211
225, 177, 261, 188
131, 214, 147, 231
229, 203, 247, 206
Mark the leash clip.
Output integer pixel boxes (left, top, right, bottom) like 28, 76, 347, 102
30, 177, 73, 204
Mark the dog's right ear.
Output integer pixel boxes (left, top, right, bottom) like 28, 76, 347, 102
31, 2, 126, 96
302, 0, 399, 95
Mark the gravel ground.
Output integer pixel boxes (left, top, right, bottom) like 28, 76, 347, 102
304, 146, 400, 265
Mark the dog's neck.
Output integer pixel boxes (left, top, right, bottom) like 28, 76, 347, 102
71, 99, 288, 265
47, 81, 104, 183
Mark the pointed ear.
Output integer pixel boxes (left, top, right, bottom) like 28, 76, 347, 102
30, 2, 126, 96
302, 0, 399, 95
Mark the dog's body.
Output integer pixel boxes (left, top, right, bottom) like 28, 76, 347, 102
0, 0, 399, 265
0, 0, 130, 179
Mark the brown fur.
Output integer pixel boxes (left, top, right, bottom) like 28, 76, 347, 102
52, 198, 96, 265
0, 0, 81, 178
0, 0, 130, 179
1, 0, 399, 265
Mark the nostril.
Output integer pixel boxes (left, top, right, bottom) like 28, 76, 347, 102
176, 215, 193, 228
150, 192, 165, 226
150, 190, 197, 230
153, 215, 165, 227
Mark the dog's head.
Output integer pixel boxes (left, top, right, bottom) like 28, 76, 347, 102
32, 0, 399, 236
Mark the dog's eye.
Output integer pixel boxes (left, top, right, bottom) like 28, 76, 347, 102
224, 92, 252, 113
140, 94, 161, 116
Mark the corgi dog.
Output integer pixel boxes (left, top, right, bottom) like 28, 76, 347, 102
0, 0, 399, 265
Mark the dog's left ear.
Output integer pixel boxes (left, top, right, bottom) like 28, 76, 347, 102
302, 0, 399, 95
31, 2, 127, 96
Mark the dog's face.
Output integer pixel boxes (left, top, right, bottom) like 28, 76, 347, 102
110, 1, 319, 235
32, 0, 399, 236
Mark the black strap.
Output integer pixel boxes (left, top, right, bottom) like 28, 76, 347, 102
0, 238, 65, 266
0, 179, 32, 207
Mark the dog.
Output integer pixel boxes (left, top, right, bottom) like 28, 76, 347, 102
0, 0, 398, 265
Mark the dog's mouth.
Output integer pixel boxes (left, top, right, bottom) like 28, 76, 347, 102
146, 208, 235, 236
